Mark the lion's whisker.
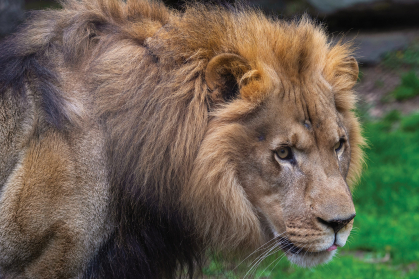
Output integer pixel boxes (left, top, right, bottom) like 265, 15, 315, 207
247, 246, 283, 279
266, 243, 300, 274
237, 231, 288, 272
258, 244, 291, 276
247, 239, 279, 266
245, 236, 294, 278
244, 241, 282, 278
234, 232, 286, 271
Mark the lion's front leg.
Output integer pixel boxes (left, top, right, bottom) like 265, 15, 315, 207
0, 129, 111, 278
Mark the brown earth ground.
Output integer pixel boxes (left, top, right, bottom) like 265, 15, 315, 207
357, 64, 419, 118
351, 29, 419, 118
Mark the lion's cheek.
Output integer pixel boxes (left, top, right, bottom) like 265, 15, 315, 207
237, 171, 288, 239
252, 193, 287, 238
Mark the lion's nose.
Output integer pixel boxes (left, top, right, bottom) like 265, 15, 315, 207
317, 214, 356, 234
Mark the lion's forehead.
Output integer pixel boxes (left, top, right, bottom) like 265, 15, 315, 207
262, 84, 344, 146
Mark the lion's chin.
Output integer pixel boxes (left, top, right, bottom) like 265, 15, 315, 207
286, 249, 336, 268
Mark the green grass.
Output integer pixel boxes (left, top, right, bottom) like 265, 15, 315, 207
391, 71, 419, 101
204, 111, 419, 278
349, 112, 419, 265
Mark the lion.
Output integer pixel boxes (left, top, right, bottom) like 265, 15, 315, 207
0, 0, 365, 278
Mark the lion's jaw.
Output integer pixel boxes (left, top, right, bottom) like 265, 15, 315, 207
269, 220, 353, 268
254, 197, 354, 268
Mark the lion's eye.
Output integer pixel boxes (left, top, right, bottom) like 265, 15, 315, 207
334, 139, 344, 153
275, 147, 293, 161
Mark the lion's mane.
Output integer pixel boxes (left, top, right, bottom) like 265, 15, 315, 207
0, 0, 364, 278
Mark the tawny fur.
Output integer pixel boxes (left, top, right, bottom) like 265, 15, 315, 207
0, 0, 365, 278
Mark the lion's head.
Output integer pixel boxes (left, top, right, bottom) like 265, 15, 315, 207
0, 0, 364, 277
175, 9, 365, 268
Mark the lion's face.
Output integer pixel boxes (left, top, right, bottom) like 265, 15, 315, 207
235, 91, 356, 267
187, 50, 362, 268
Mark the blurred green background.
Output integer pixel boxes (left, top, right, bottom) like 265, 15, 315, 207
2, 0, 419, 278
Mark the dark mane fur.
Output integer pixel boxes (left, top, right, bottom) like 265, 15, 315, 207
0, 1, 203, 277
0, 12, 69, 128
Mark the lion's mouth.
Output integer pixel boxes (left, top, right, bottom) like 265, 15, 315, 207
276, 237, 306, 254
276, 237, 335, 255
269, 230, 338, 267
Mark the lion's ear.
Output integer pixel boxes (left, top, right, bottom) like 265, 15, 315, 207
205, 53, 252, 103
336, 56, 359, 90
331, 56, 359, 112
